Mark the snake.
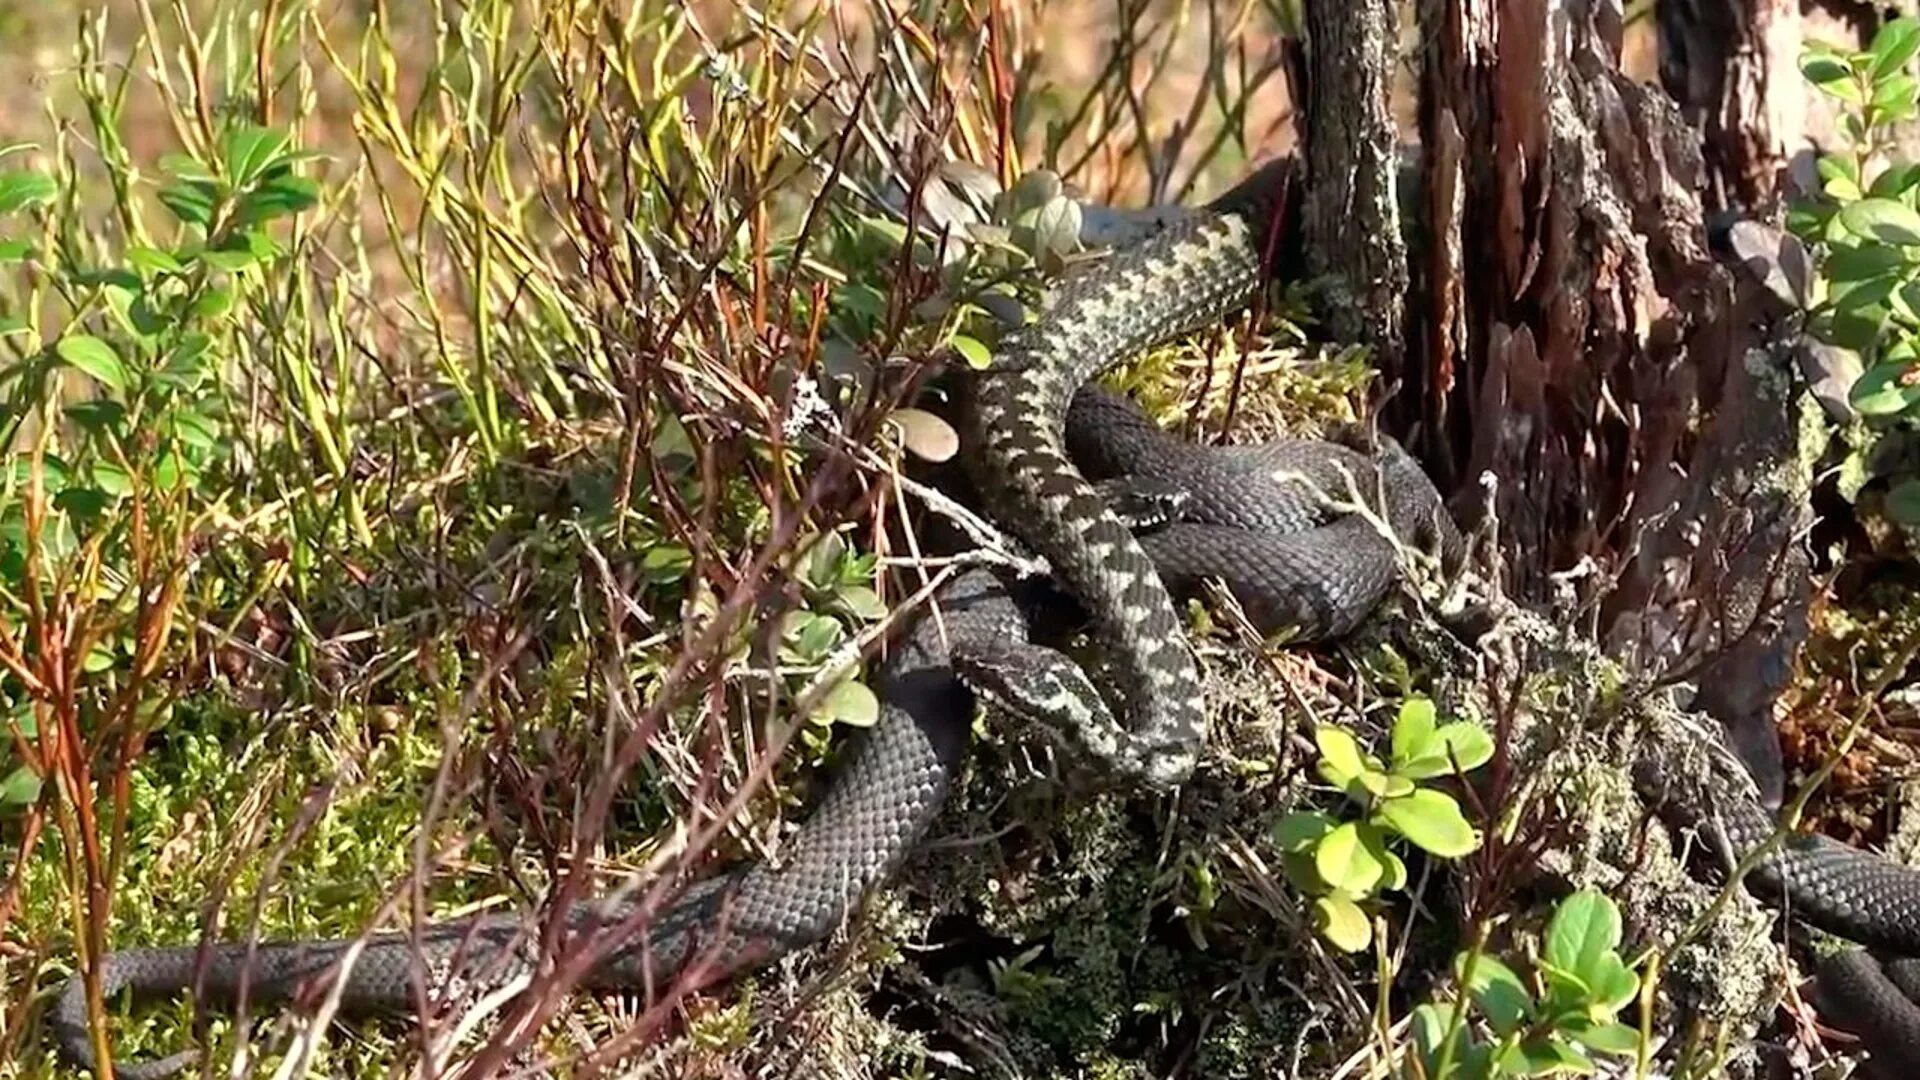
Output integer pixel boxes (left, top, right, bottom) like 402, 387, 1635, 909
42, 152, 1920, 1076
955, 157, 1301, 790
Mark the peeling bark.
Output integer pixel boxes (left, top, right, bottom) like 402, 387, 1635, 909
1657, 0, 1805, 212
1397, 0, 1751, 605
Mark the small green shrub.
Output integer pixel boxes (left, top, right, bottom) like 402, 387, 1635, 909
1272, 697, 1492, 953
1789, 16, 1920, 524
783, 529, 889, 733
1411, 889, 1644, 1078
0, 122, 319, 810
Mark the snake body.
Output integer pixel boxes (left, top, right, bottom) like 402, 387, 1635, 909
1063, 385, 1463, 638
957, 160, 1296, 788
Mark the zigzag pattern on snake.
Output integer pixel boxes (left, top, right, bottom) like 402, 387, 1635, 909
956, 158, 1299, 789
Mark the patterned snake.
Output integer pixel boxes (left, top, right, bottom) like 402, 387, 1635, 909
42, 158, 1920, 1076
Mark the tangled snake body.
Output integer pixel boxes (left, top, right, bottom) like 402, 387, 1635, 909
43, 159, 1920, 1077
955, 160, 1296, 788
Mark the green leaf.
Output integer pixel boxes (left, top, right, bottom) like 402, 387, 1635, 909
1409, 1003, 1456, 1068
160, 153, 216, 182
1873, 73, 1918, 111
0, 762, 39, 806
1272, 810, 1336, 853
1832, 271, 1899, 313
12, 453, 70, 490
1826, 243, 1910, 283
1279, 848, 1326, 894
164, 335, 214, 378
1817, 74, 1867, 105
192, 286, 235, 320
1819, 154, 1863, 201
90, 463, 130, 495
833, 584, 887, 621
166, 406, 221, 451
1588, 952, 1641, 1014
782, 611, 843, 662
151, 449, 196, 490
1313, 821, 1386, 894
1312, 894, 1371, 953
1840, 198, 1920, 245
803, 531, 847, 588
1376, 772, 1416, 799
1380, 848, 1408, 891
1314, 724, 1369, 790
640, 543, 692, 584
159, 180, 219, 227
1872, 163, 1920, 199
54, 486, 112, 520
0, 171, 56, 215
200, 246, 260, 273
1390, 696, 1437, 767
55, 334, 128, 392
1871, 17, 1920, 80
1563, 1018, 1640, 1056
0, 238, 30, 262
815, 677, 879, 727
126, 246, 187, 275
224, 125, 292, 185
1824, 173, 1864, 202
1819, 153, 1860, 187
235, 175, 319, 224
127, 292, 171, 339
1459, 953, 1534, 1035
1545, 889, 1623, 989
63, 400, 126, 434
1395, 721, 1496, 780
1438, 722, 1496, 771
1804, 53, 1864, 103
1849, 359, 1920, 415
1823, 306, 1891, 351
950, 334, 991, 370
243, 228, 283, 261
1788, 200, 1837, 242
1376, 787, 1480, 857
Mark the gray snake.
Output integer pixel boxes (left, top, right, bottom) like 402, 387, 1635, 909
42, 157, 1920, 1076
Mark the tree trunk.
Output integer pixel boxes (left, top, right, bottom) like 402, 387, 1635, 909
1657, 0, 1805, 214
1301, 0, 1407, 378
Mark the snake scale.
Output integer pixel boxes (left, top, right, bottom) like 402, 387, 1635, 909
41, 157, 1920, 1077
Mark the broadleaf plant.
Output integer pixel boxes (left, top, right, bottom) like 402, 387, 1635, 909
1412, 889, 1645, 1078
1790, 15, 1920, 530
1273, 696, 1491, 953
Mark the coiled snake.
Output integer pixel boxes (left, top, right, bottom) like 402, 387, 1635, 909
41, 158, 1920, 1077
